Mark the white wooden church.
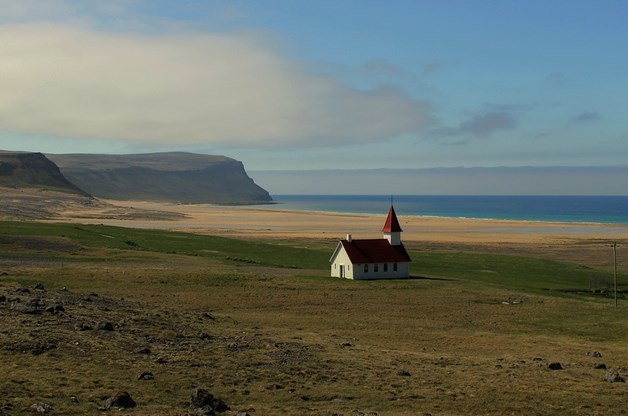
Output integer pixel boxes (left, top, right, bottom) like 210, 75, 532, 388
329, 205, 411, 280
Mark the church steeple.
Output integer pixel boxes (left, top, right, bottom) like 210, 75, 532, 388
382, 205, 402, 246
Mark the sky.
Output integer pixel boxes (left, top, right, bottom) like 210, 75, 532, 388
1, 1, 627, 184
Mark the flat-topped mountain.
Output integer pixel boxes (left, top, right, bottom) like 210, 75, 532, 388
47, 152, 272, 204
0, 151, 90, 196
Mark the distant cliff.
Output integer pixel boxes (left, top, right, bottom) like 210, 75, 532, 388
47, 152, 272, 204
0, 151, 90, 196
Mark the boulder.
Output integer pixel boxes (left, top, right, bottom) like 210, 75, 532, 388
74, 323, 93, 331
138, 371, 154, 381
45, 304, 65, 314
548, 362, 563, 370
30, 402, 52, 414
604, 369, 625, 383
31, 341, 57, 356
189, 388, 229, 415
10, 302, 40, 315
102, 391, 136, 410
96, 321, 115, 331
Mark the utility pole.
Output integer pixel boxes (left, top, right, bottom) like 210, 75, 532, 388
613, 242, 618, 308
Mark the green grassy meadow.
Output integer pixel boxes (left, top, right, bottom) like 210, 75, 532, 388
1, 220, 627, 415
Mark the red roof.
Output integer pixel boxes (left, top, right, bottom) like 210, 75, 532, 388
382, 206, 403, 233
339, 239, 411, 264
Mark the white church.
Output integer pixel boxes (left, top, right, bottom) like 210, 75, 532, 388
329, 205, 411, 280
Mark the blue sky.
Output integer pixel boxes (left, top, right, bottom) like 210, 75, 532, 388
0, 0, 627, 174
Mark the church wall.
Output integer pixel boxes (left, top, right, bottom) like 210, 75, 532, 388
352, 262, 410, 280
330, 247, 355, 279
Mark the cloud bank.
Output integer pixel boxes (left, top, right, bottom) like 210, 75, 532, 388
0, 24, 431, 148
430, 111, 516, 140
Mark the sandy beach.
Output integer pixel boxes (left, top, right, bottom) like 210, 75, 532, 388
59, 199, 628, 246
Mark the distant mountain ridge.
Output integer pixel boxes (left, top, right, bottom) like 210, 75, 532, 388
47, 152, 272, 204
0, 151, 90, 196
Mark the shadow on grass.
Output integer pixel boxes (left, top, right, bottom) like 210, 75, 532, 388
408, 274, 456, 281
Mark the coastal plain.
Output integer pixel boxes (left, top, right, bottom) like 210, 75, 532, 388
1, 197, 627, 415
64, 199, 628, 269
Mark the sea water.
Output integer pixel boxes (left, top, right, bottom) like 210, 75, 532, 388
265, 195, 628, 224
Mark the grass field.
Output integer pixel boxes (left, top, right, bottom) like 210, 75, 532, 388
1, 221, 627, 415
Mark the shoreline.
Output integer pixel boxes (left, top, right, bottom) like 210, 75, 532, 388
55, 199, 628, 245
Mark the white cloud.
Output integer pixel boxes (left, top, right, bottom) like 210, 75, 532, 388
0, 23, 431, 148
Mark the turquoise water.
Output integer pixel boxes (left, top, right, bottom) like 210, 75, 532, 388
266, 195, 628, 224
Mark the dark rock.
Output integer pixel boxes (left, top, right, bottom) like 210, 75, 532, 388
593, 351, 603, 358
201, 312, 215, 320
397, 370, 412, 377
189, 388, 229, 414
135, 347, 151, 354
341, 342, 353, 347
34, 283, 45, 290
74, 323, 93, 331
102, 391, 136, 410
45, 304, 65, 314
604, 369, 625, 383
96, 321, 114, 331
32, 341, 57, 356
70, 395, 79, 403
30, 402, 52, 413
0, 295, 6, 302
10, 302, 40, 315
29, 298, 45, 307
15, 287, 30, 294
138, 371, 154, 381
548, 362, 563, 370
594, 363, 607, 369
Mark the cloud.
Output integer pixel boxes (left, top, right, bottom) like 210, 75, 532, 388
0, 23, 432, 148
459, 112, 516, 136
360, 59, 413, 79
431, 111, 516, 139
571, 111, 601, 122
419, 60, 442, 78
545, 72, 567, 88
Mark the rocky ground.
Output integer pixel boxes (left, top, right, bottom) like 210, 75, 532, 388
0, 278, 348, 415
0, 187, 185, 221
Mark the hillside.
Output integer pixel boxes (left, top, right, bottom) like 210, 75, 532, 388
0, 151, 90, 196
0, 221, 626, 415
47, 152, 272, 204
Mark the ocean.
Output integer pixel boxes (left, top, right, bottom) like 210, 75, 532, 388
265, 195, 628, 224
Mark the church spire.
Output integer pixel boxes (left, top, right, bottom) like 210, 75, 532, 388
382, 205, 403, 233
382, 204, 403, 245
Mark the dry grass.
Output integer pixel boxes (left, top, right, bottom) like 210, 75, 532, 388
1, 234, 627, 415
